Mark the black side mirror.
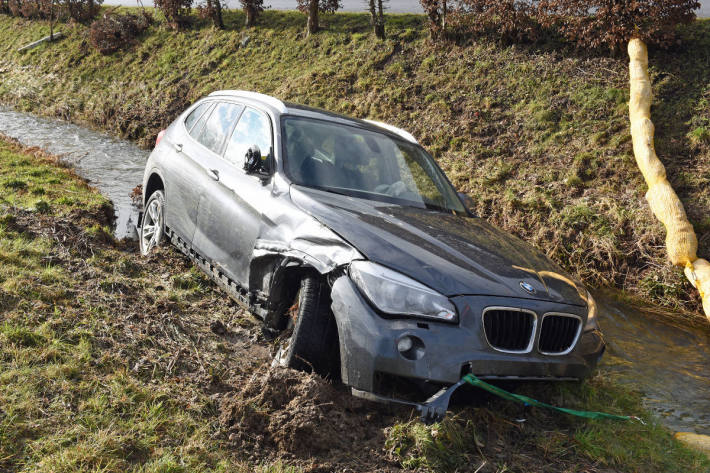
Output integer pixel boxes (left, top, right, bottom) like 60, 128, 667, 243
243, 145, 262, 173
243, 145, 274, 177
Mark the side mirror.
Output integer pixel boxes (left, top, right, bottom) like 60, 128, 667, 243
243, 145, 274, 177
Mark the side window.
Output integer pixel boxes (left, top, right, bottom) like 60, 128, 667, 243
224, 108, 272, 167
195, 102, 243, 154
184, 102, 211, 132
188, 103, 215, 140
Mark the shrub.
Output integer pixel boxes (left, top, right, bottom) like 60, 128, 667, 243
538, 0, 700, 51
89, 11, 153, 54
7, 0, 53, 18
62, 0, 101, 22
197, 0, 223, 27
295, 0, 340, 14
449, 0, 540, 43
431, 0, 699, 51
239, 0, 264, 27
5, 0, 100, 21
420, 0, 447, 38
154, 0, 192, 29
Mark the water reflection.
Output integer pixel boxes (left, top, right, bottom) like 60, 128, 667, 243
0, 106, 148, 239
597, 291, 710, 434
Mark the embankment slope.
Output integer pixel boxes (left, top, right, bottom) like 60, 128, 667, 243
1, 11, 709, 317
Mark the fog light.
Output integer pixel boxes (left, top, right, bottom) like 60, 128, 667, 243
397, 335, 425, 361
397, 336, 413, 352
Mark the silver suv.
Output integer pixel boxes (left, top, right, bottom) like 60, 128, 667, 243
140, 91, 605, 420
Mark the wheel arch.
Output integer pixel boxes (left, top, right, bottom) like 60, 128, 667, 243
255, 254, 328, 331
144, 172, 165, 205
272, 265, 342, 379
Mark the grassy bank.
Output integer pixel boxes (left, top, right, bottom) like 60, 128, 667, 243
0, 134, 708, 472
1, 10, 709, 319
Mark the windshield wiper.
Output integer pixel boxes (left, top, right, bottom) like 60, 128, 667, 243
299, 184, 352, 198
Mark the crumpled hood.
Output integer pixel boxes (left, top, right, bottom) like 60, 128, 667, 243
290, 186, 586, 306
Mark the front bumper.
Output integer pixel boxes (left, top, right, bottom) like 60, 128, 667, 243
329, 276, 605, 394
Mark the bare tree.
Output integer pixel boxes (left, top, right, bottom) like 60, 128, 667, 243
200, 0, 223, 28
420, 0, 446, 38
367, 0, 386, 39
307, 0, 317, 35
240, 0, 263, 27
297, 0, 341, 36
49, 0, 56, 39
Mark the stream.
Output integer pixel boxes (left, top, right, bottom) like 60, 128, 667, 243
0, 106, 708, 435
0, 106, 148, 239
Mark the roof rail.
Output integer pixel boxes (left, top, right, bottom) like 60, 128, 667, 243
363, 119, 418, 144
208, 90, 287, 113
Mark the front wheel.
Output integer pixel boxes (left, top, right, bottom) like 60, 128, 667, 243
274, 275, 340, 378
140, 190, 165, 256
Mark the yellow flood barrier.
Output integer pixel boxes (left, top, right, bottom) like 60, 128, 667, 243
628, 39, 710, 320
675, 432, 710, 457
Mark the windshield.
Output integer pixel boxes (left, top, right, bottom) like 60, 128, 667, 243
282, 116, 466, 214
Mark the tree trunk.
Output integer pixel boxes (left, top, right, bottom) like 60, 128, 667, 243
441, 0, 446, 31
368, 0, 385, 40
307, 0, 318, 36
245, 5, 255, 26
376, 0, 385, 39
49, 0, 55, 39
214, 0, 223, 28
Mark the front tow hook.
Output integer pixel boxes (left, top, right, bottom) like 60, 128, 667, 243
351, 378, 467, 425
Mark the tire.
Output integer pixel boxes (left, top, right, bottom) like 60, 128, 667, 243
140, 190, 165, 256
274, 275, 340, 378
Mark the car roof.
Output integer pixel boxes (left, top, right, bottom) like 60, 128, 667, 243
207, 90, 418, 144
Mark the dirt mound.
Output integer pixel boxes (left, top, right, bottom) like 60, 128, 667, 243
219, 366, 399, 470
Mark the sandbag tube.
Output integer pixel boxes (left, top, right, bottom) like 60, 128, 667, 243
628, 39, 710, 319
353, 375, 637, 425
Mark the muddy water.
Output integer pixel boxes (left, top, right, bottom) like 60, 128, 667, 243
1, 106, 709, 434
0, 106, 148, 239
597, 293, 710, 435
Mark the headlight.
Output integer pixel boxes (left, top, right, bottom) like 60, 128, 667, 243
584, 289, 598, 330
349, 261, 458, 323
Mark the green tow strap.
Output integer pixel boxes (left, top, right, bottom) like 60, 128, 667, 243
462, 374, 642, 422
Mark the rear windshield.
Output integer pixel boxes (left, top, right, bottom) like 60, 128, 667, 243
282, 116, 466, 214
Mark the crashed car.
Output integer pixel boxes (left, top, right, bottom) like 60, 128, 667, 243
139, 90, 605, 419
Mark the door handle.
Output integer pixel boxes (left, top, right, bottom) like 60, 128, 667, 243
174, 143, 183, 153
208, 169, 220, 181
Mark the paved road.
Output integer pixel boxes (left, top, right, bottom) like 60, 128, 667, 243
102, 0, 710, 16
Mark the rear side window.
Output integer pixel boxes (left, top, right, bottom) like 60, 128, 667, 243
188, 103, 215, 139
194, 102, 244, 154
224, 107, 272, 167
184, 102, 211, 132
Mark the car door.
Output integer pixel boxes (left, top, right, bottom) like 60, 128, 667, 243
192, 106, 275, 289
162, 100, 215, 244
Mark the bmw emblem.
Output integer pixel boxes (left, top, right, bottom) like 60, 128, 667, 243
520, 281, 536, 294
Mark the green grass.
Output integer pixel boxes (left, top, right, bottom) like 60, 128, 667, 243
0, 134, 708, 472
0, 137, 297, 473
1, 9, 709, 317
386, 376, 710, 472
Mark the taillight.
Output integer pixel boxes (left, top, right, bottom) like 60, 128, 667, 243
155, 129, 166, 147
